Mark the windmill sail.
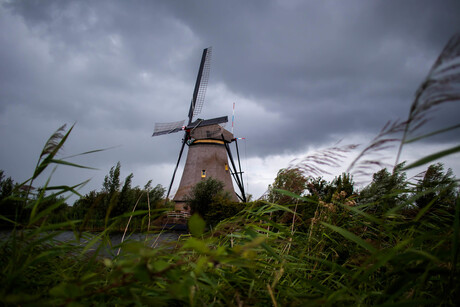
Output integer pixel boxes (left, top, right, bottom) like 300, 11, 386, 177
153, 116, 227, 137
152, 120, 185, 137
188, 47, 212, 124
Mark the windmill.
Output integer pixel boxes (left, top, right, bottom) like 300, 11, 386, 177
152, 47, 246, 211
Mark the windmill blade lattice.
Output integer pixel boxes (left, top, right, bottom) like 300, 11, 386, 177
190, 47, 212, 122
152, 120, 185, 137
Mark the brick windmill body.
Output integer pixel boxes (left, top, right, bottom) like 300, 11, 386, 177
152, 47, 246, 212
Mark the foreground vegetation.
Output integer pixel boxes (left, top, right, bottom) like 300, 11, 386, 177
0, 34, 459, 306
0, 156, 458, 306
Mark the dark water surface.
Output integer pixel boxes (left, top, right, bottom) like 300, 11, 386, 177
1, 230, 184, 258
52, 231, 182, 245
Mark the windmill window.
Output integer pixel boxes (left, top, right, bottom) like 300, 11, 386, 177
201, 170, 206, 178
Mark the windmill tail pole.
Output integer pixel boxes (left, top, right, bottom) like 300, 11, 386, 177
222, 135, 246, 202
221, 135, 242, 194
234, 138, 246, 202
234, 138, 245, 191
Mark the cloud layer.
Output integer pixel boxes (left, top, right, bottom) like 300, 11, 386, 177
1, 0, 459, 199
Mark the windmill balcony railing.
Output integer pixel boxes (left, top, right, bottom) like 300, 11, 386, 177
166, 211, 191, 219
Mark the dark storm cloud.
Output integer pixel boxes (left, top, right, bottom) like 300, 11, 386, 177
1, 0, 459, 197
154, 0, 460, 154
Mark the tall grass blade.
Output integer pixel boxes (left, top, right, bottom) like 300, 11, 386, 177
395, 33, 460, 167
321, 222, 377, 253
404, 123, 460, 144
29, 198, 67, 225
48, 159, 98, 170
402, 145, 460, 170
452, 197, 460, 284
28, 169, 54, 223
61, 146, 119, 160
0, 215, 18, 226
43, 179, 91, 199
117, 193, 144, 255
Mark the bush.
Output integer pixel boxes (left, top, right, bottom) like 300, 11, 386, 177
186, 177, 230, 217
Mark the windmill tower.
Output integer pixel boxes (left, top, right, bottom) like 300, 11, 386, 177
152, 47, 246, 211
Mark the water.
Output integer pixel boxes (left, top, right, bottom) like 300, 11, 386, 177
1, 230, 185, 258
52, 231, 181, 245
105, 231, 182, 247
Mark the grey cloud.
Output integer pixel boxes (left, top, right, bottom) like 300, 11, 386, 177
1, 0, 459, 198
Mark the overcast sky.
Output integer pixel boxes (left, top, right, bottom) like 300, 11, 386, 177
1, 0, 459, 201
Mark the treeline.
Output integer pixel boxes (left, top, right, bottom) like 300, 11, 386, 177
1, 161, 457, 231
69, 162, 166, 230
0, 170, 71, 225
186, 162, 458, 231
264, 162, 458, 230
0, 163, 167, 231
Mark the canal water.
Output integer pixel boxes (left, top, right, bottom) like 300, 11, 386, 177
1, 230, 185, 258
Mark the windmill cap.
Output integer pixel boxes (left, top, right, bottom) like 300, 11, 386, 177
190, 124, 234, 142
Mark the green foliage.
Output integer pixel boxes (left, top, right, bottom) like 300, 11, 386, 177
268, 168, 307, 205
145, 184, 166, 210
185, 178, 246, 227
102, 161, 121, 195
332, 172, 355, 198
0, 171, 24, 225
110, 172, 133, 217
186, 177, 229, 217
70, 190, 105, 224
68, 163, 166, 230
359, 163, 408, 214
307, 172, 355, 203
415, 163, 457, 209
188, 213, 206, 237
204, 197, 246, 227
0, 171, 14, 200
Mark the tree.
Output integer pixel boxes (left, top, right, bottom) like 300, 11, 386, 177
331, 173, 354, 198
111, 173, 134, 217
205, 195, 245, 227
102, 162, 121, 195
70, 190, 106, 223
38, 193, 70, 224
415, 163, 457, 209
307, 173, 355, 203
0, 170, 21, 224
187, 178, 229, 218
306, 176, 333, 201
359, 163, 407, 214
0, 170, 14, 200
148, 184, 166, 210
268, 168, 307, 205
69, 160, 168, 229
